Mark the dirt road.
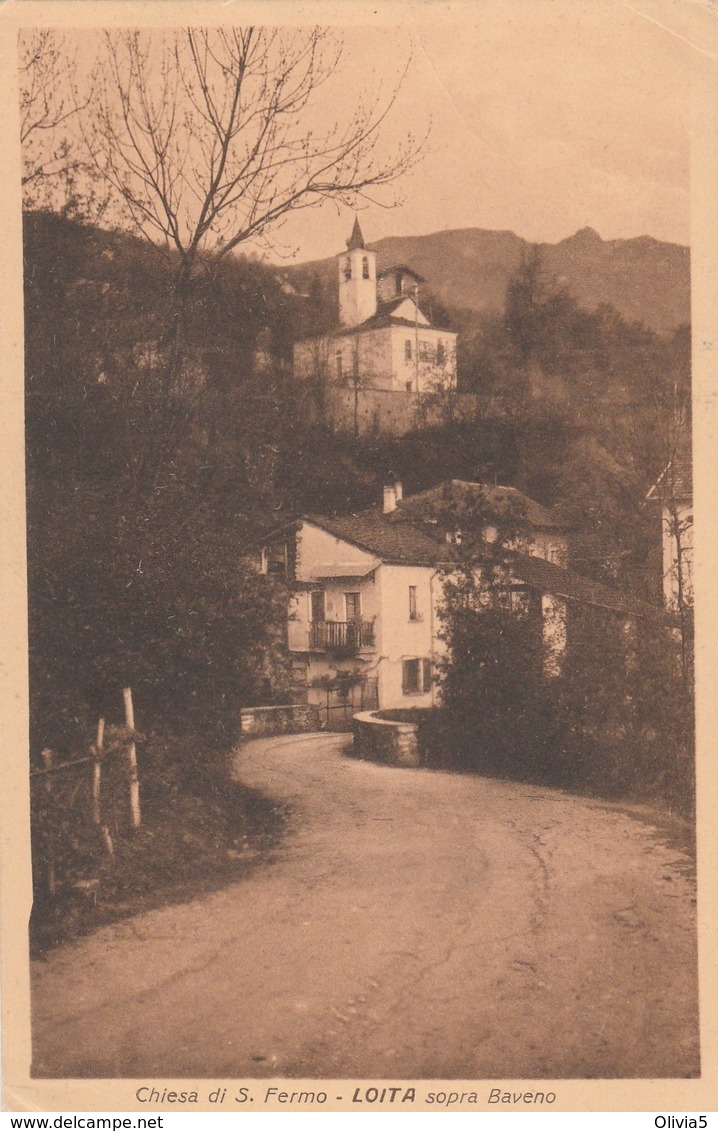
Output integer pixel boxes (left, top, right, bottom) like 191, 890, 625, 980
32, 733, 699, 1079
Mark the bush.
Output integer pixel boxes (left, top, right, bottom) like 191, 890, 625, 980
436, 562, 694, 814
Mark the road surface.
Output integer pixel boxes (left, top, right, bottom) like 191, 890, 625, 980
32, 732, 699, 1079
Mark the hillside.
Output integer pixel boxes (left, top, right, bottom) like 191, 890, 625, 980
284, 226, 690, 334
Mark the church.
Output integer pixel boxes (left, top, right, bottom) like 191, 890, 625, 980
293, 219, 457, 396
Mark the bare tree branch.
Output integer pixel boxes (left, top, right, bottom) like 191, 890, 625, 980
84, 28, 425, 269
18, 30, 95, 211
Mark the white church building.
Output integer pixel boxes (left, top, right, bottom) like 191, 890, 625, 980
293, 219, 457, 396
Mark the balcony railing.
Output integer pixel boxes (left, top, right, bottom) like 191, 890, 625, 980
309, 620, 375, 653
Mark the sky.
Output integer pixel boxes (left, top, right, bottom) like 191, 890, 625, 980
258, 2, 691, 264
22, 2, 692, 265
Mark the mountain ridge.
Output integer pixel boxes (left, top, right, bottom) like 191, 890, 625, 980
283, 226, 690, 333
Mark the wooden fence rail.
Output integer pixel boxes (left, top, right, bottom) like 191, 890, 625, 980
31, 689, 141, 899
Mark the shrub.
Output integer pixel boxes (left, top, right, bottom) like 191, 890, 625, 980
436, 556, 694, 814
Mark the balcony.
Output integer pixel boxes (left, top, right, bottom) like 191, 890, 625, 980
309, 620, 375, 654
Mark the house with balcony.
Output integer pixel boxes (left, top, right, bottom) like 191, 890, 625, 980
256, 478, 656, 718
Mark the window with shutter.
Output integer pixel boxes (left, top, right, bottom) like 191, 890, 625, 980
402, 659, 420, 694
402, 658, 432, 694
345, 592, 361, 620
311, 590, 325, 622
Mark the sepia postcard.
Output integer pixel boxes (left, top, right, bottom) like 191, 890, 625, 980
2, 0, 718, 1114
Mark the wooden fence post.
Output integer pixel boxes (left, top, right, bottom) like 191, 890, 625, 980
91, 718, 104, 826
91, 717, 115, 858
40, 748, 57, 897
123, 688, 141, 829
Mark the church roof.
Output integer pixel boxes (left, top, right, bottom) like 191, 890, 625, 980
377, 264, 425, 284
318, 295, 452, 338
346, 218, 366, 250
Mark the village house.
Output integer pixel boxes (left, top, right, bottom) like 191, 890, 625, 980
293, 219, 457, 397
257, 479, 655, 720
646, 448, 693, 613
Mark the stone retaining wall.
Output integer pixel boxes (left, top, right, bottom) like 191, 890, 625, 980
323, 388, 480, 438
240, 704, 321, 738
351, 711, 421, 768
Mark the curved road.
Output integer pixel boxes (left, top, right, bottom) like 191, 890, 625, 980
32, 733, 699, 1079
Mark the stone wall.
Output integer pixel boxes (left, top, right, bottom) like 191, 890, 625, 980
351, 710, 421, 768
323, 389, 480, 438
240, 704, 321, 738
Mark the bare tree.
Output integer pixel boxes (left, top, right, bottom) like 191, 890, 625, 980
82, 28, 423, 377
19, 30, 91, 211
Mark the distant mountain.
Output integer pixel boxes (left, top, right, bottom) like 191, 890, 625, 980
283, 226, 690, 334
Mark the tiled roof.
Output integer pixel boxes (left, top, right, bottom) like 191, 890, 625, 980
299, 297, 453, 340
646, 452, 693, 501
305, 513, 655, 615
392, 480, 568, 530
303, 511, 453, 567
332, 298, 438, 332
254, 512, 654, 618
348, 313, 429, 332
510, 554, 661, 618
376, 297, 410, 316
376, 264, 425, 283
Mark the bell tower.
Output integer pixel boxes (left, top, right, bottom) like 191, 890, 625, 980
338, 218, 377, 327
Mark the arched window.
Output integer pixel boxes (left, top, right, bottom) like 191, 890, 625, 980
436, 340, 445, 365
336, 352, 343, 382
362, 256, 370, 279
344, 257, 352, 281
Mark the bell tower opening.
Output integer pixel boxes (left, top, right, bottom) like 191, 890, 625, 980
338, 218, 377, 327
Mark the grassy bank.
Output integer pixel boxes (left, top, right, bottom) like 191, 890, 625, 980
30, 730, 288, 956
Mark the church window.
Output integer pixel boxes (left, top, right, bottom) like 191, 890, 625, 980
405, 339, 412, 361
395, 274, 402, 296
336, 351, 343, 382
362, 256, 370, 279
436, 340, 445, 365
419, 340, 432, 361
344, 257, 352, 280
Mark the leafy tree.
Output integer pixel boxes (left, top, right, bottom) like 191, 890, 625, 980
433, 491, 551, 775
23, 214, 295, 757
435, 516, 693, 812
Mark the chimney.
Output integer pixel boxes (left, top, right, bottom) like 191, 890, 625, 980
383, 477, 403, 514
